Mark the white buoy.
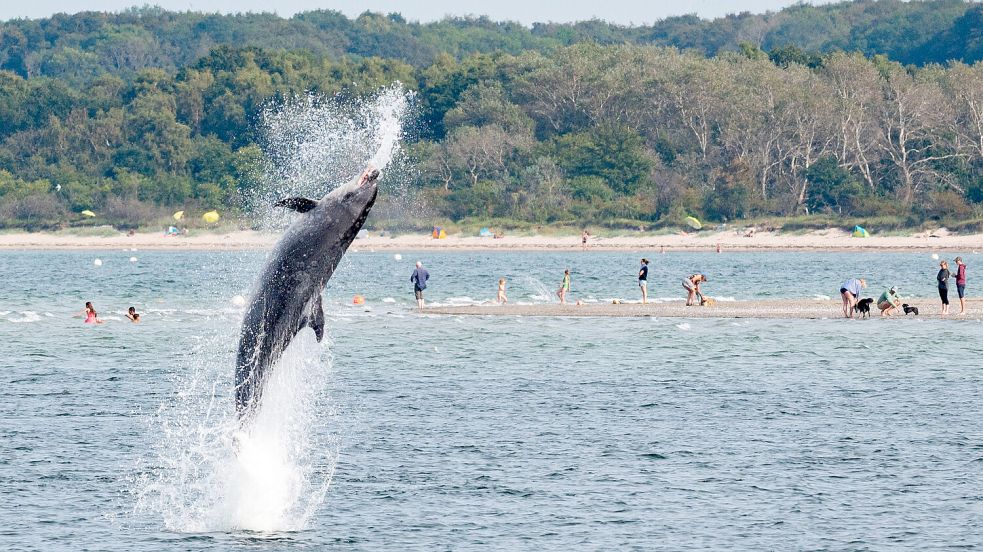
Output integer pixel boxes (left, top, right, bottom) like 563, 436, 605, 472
93, 259, 102, 266
394, 254, 402, 261
129, 257, 138, 262
231, 295, 246, 307
931, 253, 939, 260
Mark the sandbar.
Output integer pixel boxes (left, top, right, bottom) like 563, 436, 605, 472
424, 299, 983, 320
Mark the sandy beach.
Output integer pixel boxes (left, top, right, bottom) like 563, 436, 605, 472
425, 298, 983, 320
0, 228, 980, 251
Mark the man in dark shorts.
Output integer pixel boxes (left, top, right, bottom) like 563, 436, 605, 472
955, 256, 967, 315
638, 258, 649, 304
411, 261, 430, 310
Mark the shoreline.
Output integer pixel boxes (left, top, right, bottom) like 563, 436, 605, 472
424, 299, 983, 319
0, 229, 980, 252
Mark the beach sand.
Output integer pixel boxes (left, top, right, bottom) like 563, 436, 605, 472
424, 299, 983, 320
0, 228, 980, 251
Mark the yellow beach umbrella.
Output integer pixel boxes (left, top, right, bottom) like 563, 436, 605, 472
202, 210, 220, 223
80, 210, 96, 217
173, 210, 184, 221
685, 216, 702, 230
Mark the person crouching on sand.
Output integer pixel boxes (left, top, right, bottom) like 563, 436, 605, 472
557, 269, 571, 304
877, 287, 902, 317
839, 277, 867, 318
497, 278, 508, 304
683, 274, 707, 306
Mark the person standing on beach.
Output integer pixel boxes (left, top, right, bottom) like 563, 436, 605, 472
411, 261, 429, 311
497, 278, 508, 304
955, 256, 967, 315
557, 269, 571, 304
839, 277, 867, 318
581, 230, 589, 250
638, 259, 649, 304
937, 260, 951, 316
682, 274, 707, 306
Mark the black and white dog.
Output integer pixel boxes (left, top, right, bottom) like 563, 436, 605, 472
902, 303, 919, 315
855, 298, 874, 319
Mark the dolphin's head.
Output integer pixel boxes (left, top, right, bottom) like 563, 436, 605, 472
318, 166, 380, 243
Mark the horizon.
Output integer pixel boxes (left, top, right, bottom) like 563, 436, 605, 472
1, 0, 840, 26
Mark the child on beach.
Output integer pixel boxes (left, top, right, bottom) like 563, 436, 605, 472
497, 279, 508, 304
557, 269, 571, 304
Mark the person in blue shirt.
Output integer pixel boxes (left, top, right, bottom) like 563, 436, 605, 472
839, 277, 867, 318
638, 258, 649, 304
411, 261, 430, 310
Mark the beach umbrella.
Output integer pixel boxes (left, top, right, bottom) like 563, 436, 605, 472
685, 216, 703, 230
80, 210, 96, 217
202, 210, 220, 223
852, 225, 870, 238
173, 210, 184, 221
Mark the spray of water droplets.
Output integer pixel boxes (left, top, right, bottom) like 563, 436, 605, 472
250, 84, 414, 229
133, 84, 412, 534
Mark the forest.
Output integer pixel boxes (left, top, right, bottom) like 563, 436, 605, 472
1, 0, 982, 230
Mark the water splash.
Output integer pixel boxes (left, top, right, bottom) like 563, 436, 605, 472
135, 84, 411, 533
253, 84, 412, 228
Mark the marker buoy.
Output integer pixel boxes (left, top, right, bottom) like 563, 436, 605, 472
353, 294, 365, 305
93, 258, 103, 266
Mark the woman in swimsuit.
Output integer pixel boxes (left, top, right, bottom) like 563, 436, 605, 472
80, 301, 103, 324
557, 269, 571, 304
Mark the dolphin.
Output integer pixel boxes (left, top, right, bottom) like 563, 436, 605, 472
235, 167, 380, 420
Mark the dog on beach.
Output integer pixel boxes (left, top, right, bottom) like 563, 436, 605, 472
700, 296, 716, 307
855, 297, 873, 319
902, 303, 919, 315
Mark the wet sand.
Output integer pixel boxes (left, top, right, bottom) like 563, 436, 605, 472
425, 299, 983, 320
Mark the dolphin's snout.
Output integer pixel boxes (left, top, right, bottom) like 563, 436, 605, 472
365, 169, 380, 184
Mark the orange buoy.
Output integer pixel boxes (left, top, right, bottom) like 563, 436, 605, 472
353, 294, 365, 305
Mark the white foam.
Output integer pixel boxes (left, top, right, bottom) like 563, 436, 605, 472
381, 297, 396, 303
675, 323, 691, 331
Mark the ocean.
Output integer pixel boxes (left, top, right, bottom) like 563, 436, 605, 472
1, 249, 981, 550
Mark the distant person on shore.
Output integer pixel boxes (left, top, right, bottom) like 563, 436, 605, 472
683, 274, 707, 306
839, 277, 867, 318
937, 260, 951, 315
78, 301, 103, 324
557, 269, 571, 304
126, 306, 140, 323
638, 259, 649, 303
955, 256, 967, 315
877, 287, 902, 317
411, 261, 429, 310
581, 230, 590, 250
497, 278, 508, 304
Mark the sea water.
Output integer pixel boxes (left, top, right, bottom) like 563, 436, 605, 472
1, 249, 981, 550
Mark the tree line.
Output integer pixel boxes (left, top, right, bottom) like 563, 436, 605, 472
0, 3, 982, 230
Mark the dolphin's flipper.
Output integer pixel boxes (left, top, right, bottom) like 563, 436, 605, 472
299, 294, 325, 342
310, 294, 325, 342
274, 197, 319, 213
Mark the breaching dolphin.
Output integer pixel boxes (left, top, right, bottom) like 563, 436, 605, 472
235, 167, 379, 419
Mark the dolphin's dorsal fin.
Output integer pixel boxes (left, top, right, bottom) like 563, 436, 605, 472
300, 294, 325, 342
274, 197, 318, 213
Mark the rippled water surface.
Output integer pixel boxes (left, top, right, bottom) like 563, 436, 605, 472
1, 250, 981, 550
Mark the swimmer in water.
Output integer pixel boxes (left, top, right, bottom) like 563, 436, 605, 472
79, 301, 103, 324
126, 306, 140, 323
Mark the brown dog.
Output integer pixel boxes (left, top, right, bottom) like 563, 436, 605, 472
700, 296, 716, 307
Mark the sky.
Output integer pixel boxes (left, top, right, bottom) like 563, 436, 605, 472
0, 1, 838, 25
